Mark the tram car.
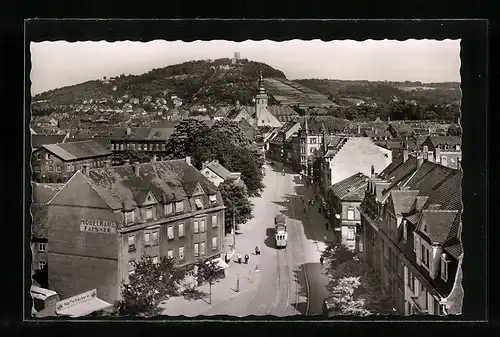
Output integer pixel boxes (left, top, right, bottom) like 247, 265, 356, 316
274, 214, 288, 248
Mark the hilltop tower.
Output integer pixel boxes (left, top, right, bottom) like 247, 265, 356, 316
255, 71, 268, 125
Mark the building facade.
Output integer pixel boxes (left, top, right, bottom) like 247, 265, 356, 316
358, 153, 463, 316
46, 157, 225, 303
320, 137, 392, 195
326, 173, 368, 251
107, 126, 176, 164
31, 183, 64, 288
420, 136, 462, 170
31, 140, 113, 183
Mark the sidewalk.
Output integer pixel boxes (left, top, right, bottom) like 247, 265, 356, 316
160, 234, 261, 316
298, 183, 337, 254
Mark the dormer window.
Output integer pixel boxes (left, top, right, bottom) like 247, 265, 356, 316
175, 201, 184, 212
146, 207, 153, 220
125, 211, 135, 224
441, 255, 449, 282
403, 220, 408, 242
194, 198, 203, 210
165, 203, 173, 215
209, 195, 217, 204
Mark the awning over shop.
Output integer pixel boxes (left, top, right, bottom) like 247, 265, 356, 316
55, 289, 112, 318
208, 257, 229, 270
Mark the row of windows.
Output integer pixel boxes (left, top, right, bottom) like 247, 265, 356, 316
111, 143, 166, 151
127, 215, 219, 250
34, 161, 107, 173
414, 237, 450, 282
124, 197, 217, 225
128, 236, 218, 274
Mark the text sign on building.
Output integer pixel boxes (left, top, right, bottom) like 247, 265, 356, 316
56, 289, 97, 313
80, 219, 117, 234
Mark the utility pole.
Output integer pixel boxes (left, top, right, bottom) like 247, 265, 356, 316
233, 204, 236, 249
304, 108, 310, 184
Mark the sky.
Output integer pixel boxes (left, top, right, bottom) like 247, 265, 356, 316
30, 39, 461, 96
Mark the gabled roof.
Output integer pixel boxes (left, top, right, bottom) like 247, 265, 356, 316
389, 123, 414, 135
266, 105, 299, 117
417, 210, 460, 245
77, 160, 218, 210
424, 136, 462, 148
183, 181, 204, 197
205, 160, 232, 180
213, 106, 233, 118
389, 190, 419, 215
147, 127, 175, 140
131, 188, 153, 205
41, 140, 112, 161
32, 182, 65, 204
31, 134, 67, 149
65, 136, 110, 148
31, 183, 64, 239
329, 173, 368, 201
380, 156, 418, 188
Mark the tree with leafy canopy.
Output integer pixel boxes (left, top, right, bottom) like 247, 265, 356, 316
219, 180, 253, 234
114, 256, 185, 317
165, 118, 264, 196
115, 149, 154, 164
211, 119, 251, 147
447, 123, 462, 136
321, 242, 396, 316
164, 118, 211, 162
326, 276, 371, 316
221, 145, 265, 197
194, 258, 226, 304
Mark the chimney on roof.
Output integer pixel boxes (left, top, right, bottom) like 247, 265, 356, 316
82, 163, 90, 177
236, 100, 240, 109
388, 117, 391, 122
429, 244, 443, 279
417, 154, 424, 168
403, 149, 409, 163
133, 162, 140, 176
428, 151, 434, 163
435, 148, 441, 163
370, 165, 375, 178
185, 156, 192, 166
357, 125, 360, 135
151, 153, 157, 163
126, 127, 131, 136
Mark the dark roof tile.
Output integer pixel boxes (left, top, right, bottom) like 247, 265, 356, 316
42, 140, 112, 161
77, 160, 219, 210
329, 173, 369, 201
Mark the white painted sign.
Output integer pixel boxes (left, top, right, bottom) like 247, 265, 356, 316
80, 219, 116, 234
56, 289, 97, 312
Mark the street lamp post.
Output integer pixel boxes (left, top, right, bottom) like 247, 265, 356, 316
233, 205, 236, 249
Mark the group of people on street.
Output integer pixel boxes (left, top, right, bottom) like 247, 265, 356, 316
237, 252, 250, 264
227, 246, 260, 265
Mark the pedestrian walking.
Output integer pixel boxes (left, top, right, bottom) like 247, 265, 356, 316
255, 246, 260, 256
237, 253, 242, 264
324, 234, 327, 242
325, 222, 329, 231
244, 253, 249, 264
320, 256, 324, 267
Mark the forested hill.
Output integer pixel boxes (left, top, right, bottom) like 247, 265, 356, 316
33, 58, 287, 109
295, 79, 461, 106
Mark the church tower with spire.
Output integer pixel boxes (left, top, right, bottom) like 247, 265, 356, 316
255, 71, 269, 126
